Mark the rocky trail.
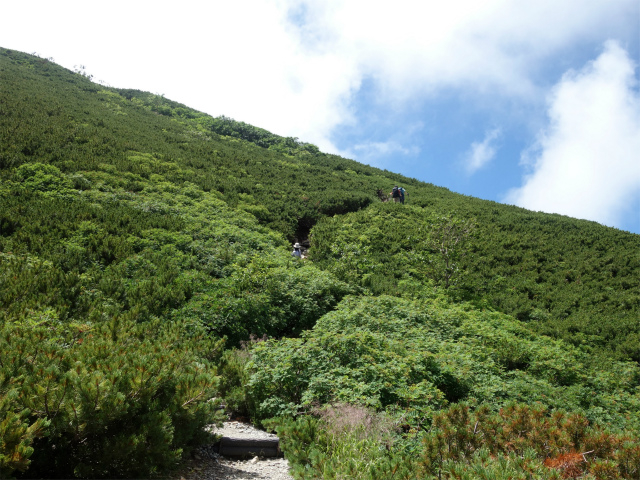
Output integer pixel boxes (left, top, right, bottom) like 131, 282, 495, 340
176, 422, 294, 480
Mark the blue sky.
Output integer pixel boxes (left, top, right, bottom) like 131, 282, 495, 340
2, 1, 639, 233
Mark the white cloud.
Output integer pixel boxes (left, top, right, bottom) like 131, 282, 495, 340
505, 41, 640, 228
346, 140, 420, 166
290, 0, 637, 102
464, 128, 502, 174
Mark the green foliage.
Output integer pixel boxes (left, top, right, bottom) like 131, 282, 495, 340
0, 391, 49, 479
249, 296, 640, 430
13, 162, 75, 196
309, 204, 479, 295
269, 403, 640, 480
310, 202, 640, 362
0, 317, 224, 478
414, 403, 640, 479
216, 341, 264, 419
421, 213, 475, 289
173, 255, 354, 346
267, 406, 415, 480
2, 47, 640, 479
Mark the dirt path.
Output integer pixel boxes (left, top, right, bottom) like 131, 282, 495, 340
176, 422, 294, 480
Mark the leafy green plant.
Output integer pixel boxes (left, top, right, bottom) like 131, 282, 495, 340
217, 342, 260, 419
310, 202, 640, 362
1, 317, 224, 478
269, 403, 639, 480
248, 295, 640, 431
175, 257, 353, 345
267, 406, 414, 480
0, 391, 49, 479
13, 162, 75, 196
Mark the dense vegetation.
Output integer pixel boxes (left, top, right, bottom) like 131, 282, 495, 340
310, 203, 640, 362
1, 48, 639, 479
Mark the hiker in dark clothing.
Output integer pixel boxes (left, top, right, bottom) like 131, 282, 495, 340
390, 186, 401, 203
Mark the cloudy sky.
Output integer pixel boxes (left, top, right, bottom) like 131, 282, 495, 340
2, 0, 639, 233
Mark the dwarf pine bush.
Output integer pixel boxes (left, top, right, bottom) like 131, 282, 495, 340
0, 317, 224, 478
0, 391, 49, 478
269, 403, 639, 479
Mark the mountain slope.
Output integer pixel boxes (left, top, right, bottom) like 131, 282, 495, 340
2, 47, 637, 361
1, 48, 639, 479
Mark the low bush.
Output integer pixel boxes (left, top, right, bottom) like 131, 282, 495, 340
248, 296, 640, 430
0, 316, 224, 478
268, 403, 640, 479
0, 391, 49, 479
175, 258, 354, 346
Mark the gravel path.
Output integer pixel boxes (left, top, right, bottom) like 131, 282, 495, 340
176, 422, 294, 480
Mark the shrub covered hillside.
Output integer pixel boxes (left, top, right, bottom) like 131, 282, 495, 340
1, 48, 639, 479
310, 203, 640, 363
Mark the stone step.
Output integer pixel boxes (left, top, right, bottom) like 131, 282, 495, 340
218, 437, 280, 458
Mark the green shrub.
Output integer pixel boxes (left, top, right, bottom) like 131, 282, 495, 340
13, 162, 75, 196
217, 345, 259, 419
267, 407, 414, 480
269, 403, 639, 480
0, 391, 49, 479
176, 257, 354, 345
248, 295, 640, 430
0, 317, 224, 478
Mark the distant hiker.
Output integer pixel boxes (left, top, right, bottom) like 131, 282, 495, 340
292, 242, 302, 258
390, 186, 401, 203
399, 186, 406, 204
